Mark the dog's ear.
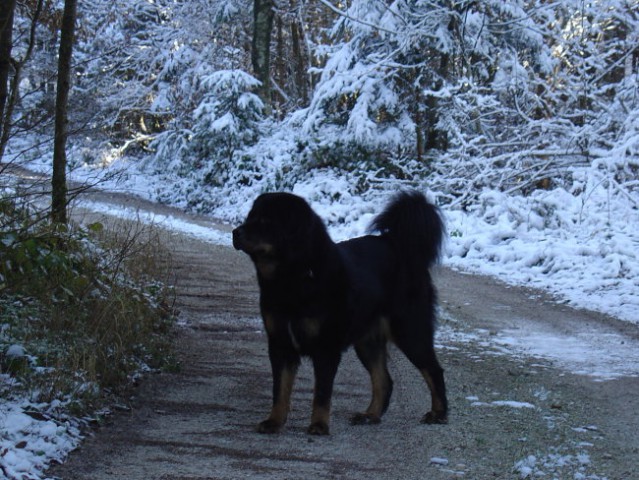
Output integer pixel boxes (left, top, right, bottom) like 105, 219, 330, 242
285, 207, 332, 267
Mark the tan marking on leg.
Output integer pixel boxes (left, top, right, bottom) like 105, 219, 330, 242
379, 316, 393, 341
268, 366, 296, 426
366, 361, 390, 418
311, 404, 330, 425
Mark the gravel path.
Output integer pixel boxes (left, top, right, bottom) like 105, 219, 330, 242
36, 190, 639, 480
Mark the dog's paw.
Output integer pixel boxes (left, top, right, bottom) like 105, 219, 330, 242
257, 418, 282, 434
350, 413, 381, 426
307, 421, 330, 435
420, 411, 448, 425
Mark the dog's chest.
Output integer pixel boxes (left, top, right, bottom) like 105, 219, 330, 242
288, 317, 323, 351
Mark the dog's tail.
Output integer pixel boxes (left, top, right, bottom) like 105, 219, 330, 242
370, 190, 444, 280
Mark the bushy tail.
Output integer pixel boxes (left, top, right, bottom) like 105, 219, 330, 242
370, 190, 444, 278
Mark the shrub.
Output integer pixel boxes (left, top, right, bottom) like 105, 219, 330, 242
0, 198, 176, 411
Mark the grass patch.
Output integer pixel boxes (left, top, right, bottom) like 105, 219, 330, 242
1, 197, 177, 414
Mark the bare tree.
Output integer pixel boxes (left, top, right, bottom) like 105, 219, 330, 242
0, 0, 44, 163
51, 0, 78, 224
0, 0, 17, 163
0, 0, 16, 120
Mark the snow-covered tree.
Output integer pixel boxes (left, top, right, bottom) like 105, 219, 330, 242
191, 70, 265, 175
300, 1, 553, 172
3, 0, 637, 211
72, 0, 253, 145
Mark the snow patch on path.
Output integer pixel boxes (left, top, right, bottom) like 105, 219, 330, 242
439, 323, 639, 381
79, 200, 232, 246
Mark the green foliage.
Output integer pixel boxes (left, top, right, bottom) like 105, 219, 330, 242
0, 199, 176, 411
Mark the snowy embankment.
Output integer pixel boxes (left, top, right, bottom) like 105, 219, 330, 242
445, 187, 638, 324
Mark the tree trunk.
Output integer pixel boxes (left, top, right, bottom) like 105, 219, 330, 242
51, 0, 78, 224
0, 0, 16, 162
252, 0, 275, 110
275, 14, 285, 110
0, 0, 16, 118
0, 0, 43, 162
290, 17, 308, 105
424, 52, 450, 153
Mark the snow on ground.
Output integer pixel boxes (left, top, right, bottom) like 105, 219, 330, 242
444, 188, 639, 325
438, 319, 639, 382
493, 328, 639, 380
0, 393, 82, 480
78, 200, 233, 247
514, 450, 604, 480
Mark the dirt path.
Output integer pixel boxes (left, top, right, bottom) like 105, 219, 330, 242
37, 191, 639, 480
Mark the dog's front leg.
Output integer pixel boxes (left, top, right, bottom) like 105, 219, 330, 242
258, 343, 300, 434
308, 351, 341, 435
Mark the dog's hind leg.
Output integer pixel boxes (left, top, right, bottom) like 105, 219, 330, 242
351, 333, 393, 426
392, 318, 448, 424
417, 350, 448, 424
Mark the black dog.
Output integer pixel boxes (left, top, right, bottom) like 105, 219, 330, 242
232, 191, 447, 435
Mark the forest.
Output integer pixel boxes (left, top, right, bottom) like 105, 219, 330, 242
1, 0, 637, 216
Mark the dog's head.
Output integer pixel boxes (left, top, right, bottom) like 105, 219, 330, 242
233, 193, 328, 278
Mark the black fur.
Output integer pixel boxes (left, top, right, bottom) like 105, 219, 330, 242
233, 191, 447, 435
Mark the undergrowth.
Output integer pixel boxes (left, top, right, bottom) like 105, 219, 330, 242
0, 196, 177, 415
